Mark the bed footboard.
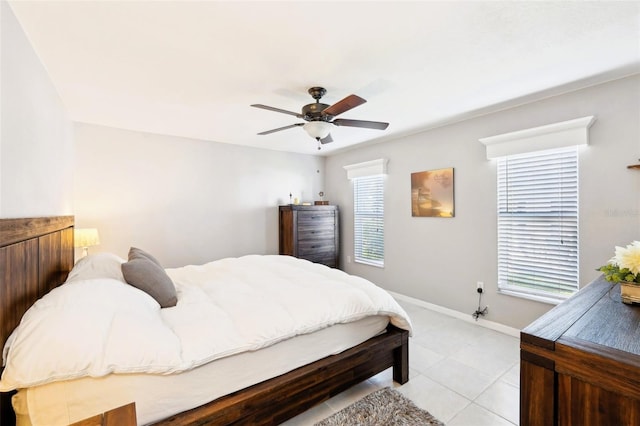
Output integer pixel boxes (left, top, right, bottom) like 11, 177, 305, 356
154, 324, 409, 426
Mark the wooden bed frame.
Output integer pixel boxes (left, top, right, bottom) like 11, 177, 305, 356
0, 216, 409, 425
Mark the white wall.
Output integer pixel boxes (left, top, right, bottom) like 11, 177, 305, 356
326, 75, 640, 330
74, 123, 324, 267
0, 1, 74, 217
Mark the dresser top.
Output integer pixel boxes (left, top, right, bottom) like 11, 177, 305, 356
279, 204, 338, 210
522, 276, 640, 358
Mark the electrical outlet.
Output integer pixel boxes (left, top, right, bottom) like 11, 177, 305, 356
477, 281, 484, 291
347, 256, 352, 263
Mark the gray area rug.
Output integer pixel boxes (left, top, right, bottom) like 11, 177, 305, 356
315, 387, 445, 426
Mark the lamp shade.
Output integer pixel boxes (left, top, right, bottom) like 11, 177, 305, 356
74, 228, 100, 248
303, 121, 332, 140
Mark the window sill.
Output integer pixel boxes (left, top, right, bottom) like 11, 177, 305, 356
498, 288, 570, 306
354, 259, 384, 268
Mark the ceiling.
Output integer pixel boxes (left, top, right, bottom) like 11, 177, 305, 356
8, 1, 640, 156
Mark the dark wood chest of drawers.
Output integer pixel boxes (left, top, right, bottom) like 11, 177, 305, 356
279, 205, 339, 268
520, 276, 640, 426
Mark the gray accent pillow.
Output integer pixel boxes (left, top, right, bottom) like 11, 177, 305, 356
121, 255, 177, 308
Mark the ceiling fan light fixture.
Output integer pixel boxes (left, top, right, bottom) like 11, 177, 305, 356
303, 121, 332, 140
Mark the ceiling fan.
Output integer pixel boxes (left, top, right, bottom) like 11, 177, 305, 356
251, 87, 389, 148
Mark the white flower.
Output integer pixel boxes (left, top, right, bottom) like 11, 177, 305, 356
613, 241, 640, 276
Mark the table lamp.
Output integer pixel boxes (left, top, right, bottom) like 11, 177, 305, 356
74, 228, 100, 258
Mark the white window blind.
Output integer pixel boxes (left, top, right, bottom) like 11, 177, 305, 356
354, 175, 384, 267
497, 146, 579, 302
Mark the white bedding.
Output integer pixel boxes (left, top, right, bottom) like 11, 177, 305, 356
1, 254, 411, 392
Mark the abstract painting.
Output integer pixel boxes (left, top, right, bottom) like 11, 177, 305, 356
411, 168, 454, 217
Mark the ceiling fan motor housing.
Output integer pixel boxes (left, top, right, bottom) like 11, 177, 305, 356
302, 103, 331, 121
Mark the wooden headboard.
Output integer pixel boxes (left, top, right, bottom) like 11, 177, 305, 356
0, 216, 74, 425
0, 216, 74, 351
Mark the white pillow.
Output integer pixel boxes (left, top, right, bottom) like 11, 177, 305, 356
67, 252, 127, 283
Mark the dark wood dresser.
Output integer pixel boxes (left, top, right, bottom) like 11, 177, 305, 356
521, 276, 640, 426
279, 205, 339, 268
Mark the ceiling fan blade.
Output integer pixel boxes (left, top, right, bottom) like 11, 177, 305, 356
332, 119, 389, 130
320, 133, 333, 144
251, 104, 303, 118
257, 123, 304, 135
322, 94, 366, 117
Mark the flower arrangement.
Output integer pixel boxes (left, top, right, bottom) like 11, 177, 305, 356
599, 241, 640, 284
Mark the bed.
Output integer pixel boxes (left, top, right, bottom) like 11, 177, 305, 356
0, 216, 411, 425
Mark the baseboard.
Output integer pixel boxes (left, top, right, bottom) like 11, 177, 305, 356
388, 291, 520, 338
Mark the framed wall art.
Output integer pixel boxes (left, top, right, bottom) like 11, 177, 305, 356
411, 167, 454, 217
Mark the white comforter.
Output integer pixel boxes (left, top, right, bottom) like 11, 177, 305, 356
0, 255, 411, 391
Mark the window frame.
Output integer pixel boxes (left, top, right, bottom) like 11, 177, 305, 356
496, 146, 580, 304
344, 159, 388, 269
353, 174, 385, 268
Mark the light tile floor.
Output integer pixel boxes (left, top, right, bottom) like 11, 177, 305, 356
281, 299, 520, 425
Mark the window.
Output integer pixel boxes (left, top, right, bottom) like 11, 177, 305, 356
497, 146, 579, 302
480, 116, 595, 304
344, 159, 388, 268
354, 175, 384, 267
